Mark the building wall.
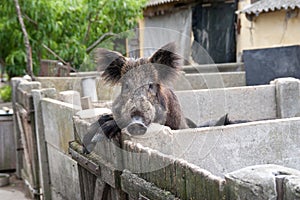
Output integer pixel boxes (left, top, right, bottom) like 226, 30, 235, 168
139, 8, 192, 63
237, 0, 300, 61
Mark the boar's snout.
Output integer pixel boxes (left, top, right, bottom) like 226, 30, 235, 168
126, 115, 147, 135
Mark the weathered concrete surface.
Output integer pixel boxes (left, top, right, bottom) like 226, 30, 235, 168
58, 90, 82, 108
80, 96, 93, 109
18, 81, 41, 93
273, 77, 300, 118
75, 108, 111, 121
41, 98, 81, 153
129, 117, 300, 177
225, 164, 300, 200
16, 80, 42, 111
81, 76, 98, 102
0, 174, 31, 200
70, 71, 101, 77
32, 88, 57, 200
73, 108, 122, 169
73, 108, 112, 141
47, 144, 81, 200
182, 63, 244, 73
284, 175, 300, 199
174, 72, 245, 90
176, 85, 276, 124
0, 116, 15, 171
37, 77, 82, 94
37, 77, 119, 101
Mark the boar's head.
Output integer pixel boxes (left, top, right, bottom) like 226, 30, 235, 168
97, 42, 186, 135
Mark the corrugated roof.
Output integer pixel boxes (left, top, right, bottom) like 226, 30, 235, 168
238, 0, 300, 15
146, 0, 180, 7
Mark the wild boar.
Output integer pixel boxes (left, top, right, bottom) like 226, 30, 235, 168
83, 42, 196, 153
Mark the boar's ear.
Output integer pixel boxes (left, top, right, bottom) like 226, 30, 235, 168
149, 42, 181, 82
97, 48, 126, 85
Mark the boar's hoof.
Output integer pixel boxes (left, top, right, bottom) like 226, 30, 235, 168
126, 122, 147, 135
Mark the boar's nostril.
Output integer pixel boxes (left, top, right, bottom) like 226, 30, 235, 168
130, 110, 144, 119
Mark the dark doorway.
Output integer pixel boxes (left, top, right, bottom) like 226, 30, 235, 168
192, 1, 237, 64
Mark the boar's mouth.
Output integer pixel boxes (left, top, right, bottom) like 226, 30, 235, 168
126, 115, 148, 135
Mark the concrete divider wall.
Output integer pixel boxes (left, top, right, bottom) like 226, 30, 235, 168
12, 76, 300, 199
40, 98, 82, 200
37, 77, 118, 101
41, 98, 81, 153
128, 117, 300, 177
174, 72, 245, 90
13, 78, 84, 200
182, 63, 245, 73
176, 85, 277, 124
37, 71, 246, 102
176, 77, 300, 125
124, 125, 300, 199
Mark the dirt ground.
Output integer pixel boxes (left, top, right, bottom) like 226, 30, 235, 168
0, 173, 32, 200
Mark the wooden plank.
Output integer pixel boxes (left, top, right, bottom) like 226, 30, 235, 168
69, 146, 100, 177
185, 166, 201, 200
78, 164, 97, 200
109, 187, 127, 200
16, 109, 34, 188
108, 139, 123, 172
131, 143, 142, 174
163, 155, 176, 196
148, 151, 165, 191
18, 104, 41, 195
137, 145, 151, 182
185, 163, 226, 200
174, 159, 187, 199
93, 178, 106, 200
11, 78, 23, 178
121, 170, 179, 200
0, 116, 15, 170
124, 140, 180, 198
69, 141, 120, 189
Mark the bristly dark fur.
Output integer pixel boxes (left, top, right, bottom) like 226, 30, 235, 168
149, 42, 181, 83
83, 42, 187, 153
96, 48, 126, 85
157, 86, 182, 130
97, 42, 181, 85
149, 42, 180, 69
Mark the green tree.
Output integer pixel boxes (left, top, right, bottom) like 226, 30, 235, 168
0, 0, 146, 77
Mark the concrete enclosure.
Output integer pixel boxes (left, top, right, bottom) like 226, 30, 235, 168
12, 75, 300, 199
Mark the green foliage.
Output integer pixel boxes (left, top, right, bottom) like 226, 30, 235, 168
0, 85, 12, 102
0, 0, 146, 77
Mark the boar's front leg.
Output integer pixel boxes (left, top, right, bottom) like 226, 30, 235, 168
82, 114, 120, 154
100, 118, 121, 138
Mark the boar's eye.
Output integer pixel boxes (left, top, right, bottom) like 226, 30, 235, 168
148, 82, 157, 94
122, 82, 130, 94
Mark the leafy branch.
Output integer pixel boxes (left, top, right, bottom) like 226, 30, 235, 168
86, 32, 116, 54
